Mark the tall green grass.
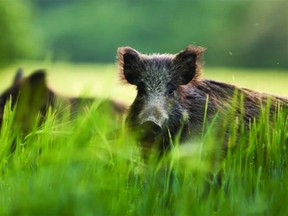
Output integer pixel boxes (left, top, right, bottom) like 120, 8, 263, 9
0, 95, 287, 215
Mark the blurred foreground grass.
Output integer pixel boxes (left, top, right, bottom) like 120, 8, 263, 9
1, 62, 288, 105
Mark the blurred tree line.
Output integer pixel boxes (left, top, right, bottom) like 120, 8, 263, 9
1, 0, 287, 68
0, 0, 41, 66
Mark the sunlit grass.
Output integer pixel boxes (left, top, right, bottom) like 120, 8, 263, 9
1, 62, 287, 104
0, 62, 137, 104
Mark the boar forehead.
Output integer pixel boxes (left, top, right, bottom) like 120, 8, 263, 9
140, 55, 175, 93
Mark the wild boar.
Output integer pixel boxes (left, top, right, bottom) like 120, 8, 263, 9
117, 45, 288, 153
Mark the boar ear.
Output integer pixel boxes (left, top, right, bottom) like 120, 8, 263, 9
118, 47, 142, 85
174, 45, 206, 85
28, 70, 46, 85
26, 70, 49, 104
13, 68, 23, 85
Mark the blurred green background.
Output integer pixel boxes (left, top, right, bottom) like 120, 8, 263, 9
1, 0, 287, 69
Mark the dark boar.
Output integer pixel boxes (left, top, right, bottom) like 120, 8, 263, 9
117, 45, 288, 152
0, 69, 50, 133
0, 69, 127, 134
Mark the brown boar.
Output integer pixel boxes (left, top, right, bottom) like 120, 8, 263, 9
0, 69, 127, 134
117, 45, 288, 153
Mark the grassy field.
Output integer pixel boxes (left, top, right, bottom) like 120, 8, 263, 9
0, 63, 288, 215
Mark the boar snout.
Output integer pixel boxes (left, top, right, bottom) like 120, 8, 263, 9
140, 120, 162, 137
139, 103, 168, 127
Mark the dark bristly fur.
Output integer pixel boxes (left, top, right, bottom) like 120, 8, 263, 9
118, 45, 288, 153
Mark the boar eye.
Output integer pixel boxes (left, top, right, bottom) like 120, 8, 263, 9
167, 84, 176, 97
